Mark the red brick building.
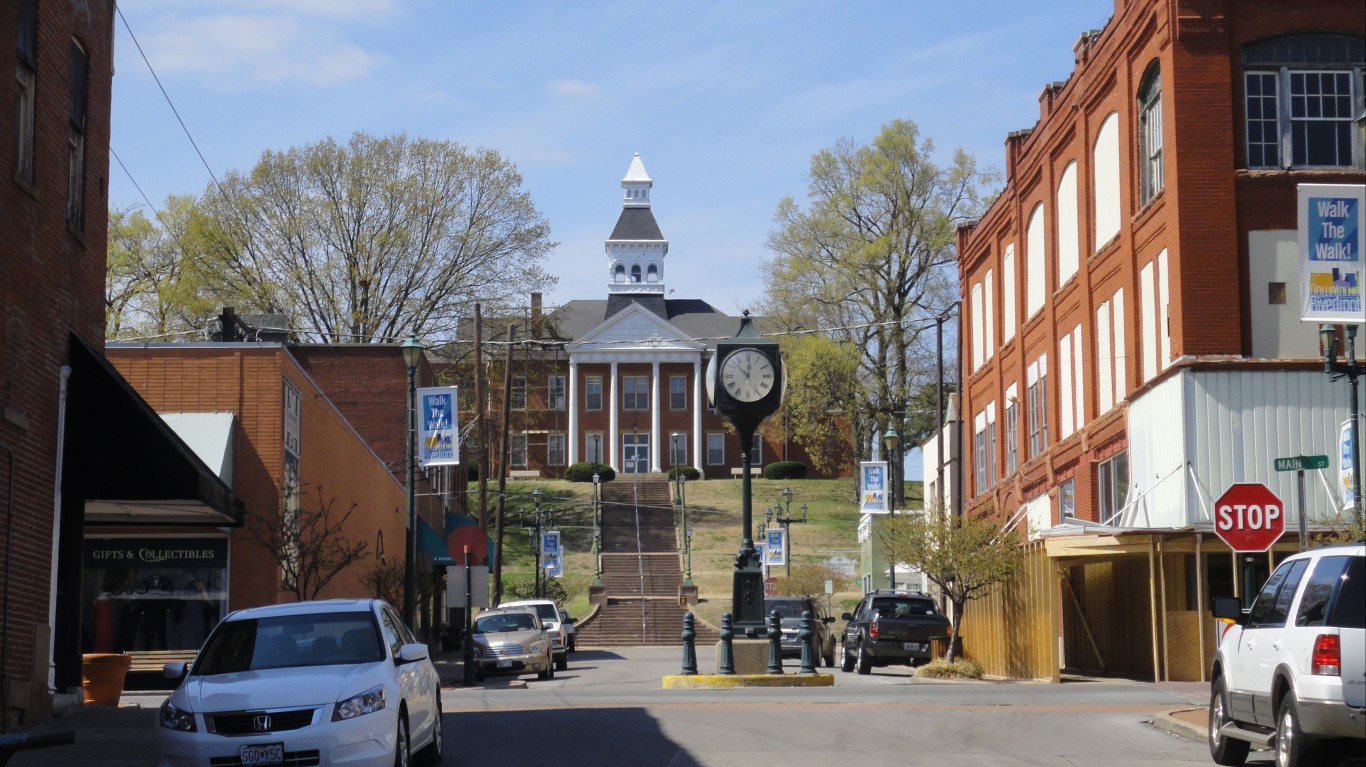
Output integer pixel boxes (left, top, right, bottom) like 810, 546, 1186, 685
955, 0, 1364, 681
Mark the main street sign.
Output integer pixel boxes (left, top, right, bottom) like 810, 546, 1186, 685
1214, 483, 1285, 552
1274, 455, 1329, 472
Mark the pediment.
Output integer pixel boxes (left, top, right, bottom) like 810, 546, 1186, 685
570, 302, 704, 353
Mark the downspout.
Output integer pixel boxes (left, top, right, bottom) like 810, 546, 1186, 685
1, 441, 14, 733
49, 365, 71, 691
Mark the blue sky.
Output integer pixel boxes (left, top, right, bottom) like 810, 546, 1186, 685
110, 0, 1119, 480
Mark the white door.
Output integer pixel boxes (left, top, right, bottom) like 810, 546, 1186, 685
623, 434, 649, 474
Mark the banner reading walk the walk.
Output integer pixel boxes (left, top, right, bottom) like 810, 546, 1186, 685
417, 386, 460, 467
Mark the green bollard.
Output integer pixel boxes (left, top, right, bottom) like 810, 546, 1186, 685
681, 612, 698, 675
766, 610, 784, 675
799, 610, 817, 674
719, 612, 735, 675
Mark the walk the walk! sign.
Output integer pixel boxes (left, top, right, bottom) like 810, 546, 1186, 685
1300, 184, 1366, 325
417, 386, 459, 467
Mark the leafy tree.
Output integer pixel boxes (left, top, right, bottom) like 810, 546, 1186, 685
776, 562, 850, 601
114, 132, 556, 344
762, 119, 996, 466
362, 558, 403, 607
106, 201, 215, 339
876, 501, 1021, 662
501, 576, 569, 607
246, 485, 370, 601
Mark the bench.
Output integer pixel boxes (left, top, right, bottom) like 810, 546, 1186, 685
508, 470, 541, 479
124, 649, 196, 674
0, 731, 75, 766
729, 467, 762, 477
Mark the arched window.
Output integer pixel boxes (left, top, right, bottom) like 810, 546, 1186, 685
646, 264, 658, 282
1092, 112, 1120, 249
631, 265, 642, 283
614, 264, 626, 282
1137, 61, 1163, 206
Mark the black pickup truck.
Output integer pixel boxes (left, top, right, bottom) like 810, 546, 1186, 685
840, 589, 951, 674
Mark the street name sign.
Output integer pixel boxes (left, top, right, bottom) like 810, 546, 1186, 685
1273, 455, 1329, 472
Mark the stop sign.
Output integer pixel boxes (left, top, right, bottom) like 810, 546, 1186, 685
1214, 483, 1285, 552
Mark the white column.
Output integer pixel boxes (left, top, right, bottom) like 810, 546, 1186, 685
567, 359, 578, 465
693, 357, 703, 472
650, 361, 662, 472
609, 361, 619, 471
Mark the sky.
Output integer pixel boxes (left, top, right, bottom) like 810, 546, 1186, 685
108, 0, 1120, 479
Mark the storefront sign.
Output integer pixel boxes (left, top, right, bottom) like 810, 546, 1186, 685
85, 537, 228, 569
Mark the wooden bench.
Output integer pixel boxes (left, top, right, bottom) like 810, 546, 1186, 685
729, 467, 762, 477
508, 470, 541, 479
124, 649, 196, 674
0, 731, 75, 766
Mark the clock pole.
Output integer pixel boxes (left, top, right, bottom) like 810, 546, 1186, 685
731, 415, 765, 634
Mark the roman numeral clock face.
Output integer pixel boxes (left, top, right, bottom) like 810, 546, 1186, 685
720, 348, 775, 403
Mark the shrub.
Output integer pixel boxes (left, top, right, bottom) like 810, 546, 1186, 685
564, 462, 615, 483
762, 461, 808, 480
500, 577, 570, 607
913, 657, 984, 680
668, 465, 700, 481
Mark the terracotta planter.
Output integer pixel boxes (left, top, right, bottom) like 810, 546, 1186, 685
82, 653, 132, 706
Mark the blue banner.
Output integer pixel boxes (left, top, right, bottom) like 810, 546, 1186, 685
417, 387, 459, 467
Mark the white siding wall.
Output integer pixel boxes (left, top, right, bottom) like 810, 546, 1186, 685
1057, 162, 1079, 285
1026, 204, 1046, 318
1249, 230, 1321, 360
1002, 244, 1017, 342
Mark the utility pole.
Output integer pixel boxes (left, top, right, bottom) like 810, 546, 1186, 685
475, 304, 487, 532
492, 324, 515, 606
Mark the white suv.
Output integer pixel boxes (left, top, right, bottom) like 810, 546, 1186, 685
498, 599, 568, 671
1208, 540, 1365, 767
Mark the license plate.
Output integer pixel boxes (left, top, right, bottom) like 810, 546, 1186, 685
902, 642, 923, 651
496, 660, 513, 669
240, 743, 283, 766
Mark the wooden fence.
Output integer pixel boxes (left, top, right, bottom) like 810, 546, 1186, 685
958, 540, 1057, 681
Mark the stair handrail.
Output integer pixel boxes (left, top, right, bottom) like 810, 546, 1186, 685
633, 475, 647, 642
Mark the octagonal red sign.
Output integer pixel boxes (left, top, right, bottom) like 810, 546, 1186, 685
1214, 483, 1285, 552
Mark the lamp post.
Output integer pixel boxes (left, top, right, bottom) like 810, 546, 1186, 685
591, 472, 602, 586
523, 487, 554, 598
400, 334, 424, 628
593, 433, 602, 469
882, 426, 900, 590
679, 475, 692, 586
774, 488, 806, 579
1320, 324, 1363, 521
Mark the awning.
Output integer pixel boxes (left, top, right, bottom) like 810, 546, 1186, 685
65, 334, 244, 526
417, 518, 455, 567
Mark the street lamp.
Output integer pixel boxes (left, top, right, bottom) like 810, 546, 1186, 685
591, 472, 602, 586
593, 433, 602, 468
679, 475, 692, 586
400, 333, 424, 628
1320, 324, 1363, 521
883, 426, 900, 590
774, 489, 806, 578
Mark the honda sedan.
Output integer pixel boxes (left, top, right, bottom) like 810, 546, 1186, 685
155, 598, 442, 767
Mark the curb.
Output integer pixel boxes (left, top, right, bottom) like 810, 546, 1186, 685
662, 673, 835, 689
1151, 708, 1206, 741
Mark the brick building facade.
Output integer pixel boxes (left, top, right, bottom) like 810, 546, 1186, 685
954, 0, 1364, 681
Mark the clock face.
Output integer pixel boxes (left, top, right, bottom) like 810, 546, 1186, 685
720, 348, 775, 403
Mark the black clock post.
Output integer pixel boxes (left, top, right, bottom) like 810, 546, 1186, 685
706, 312, 785, 635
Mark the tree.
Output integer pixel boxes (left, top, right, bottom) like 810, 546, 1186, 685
115, 131, 557, 344
777, 562, 850, 601
247, 484, 370, 601
762, 119, 996, 468
106, 200, 216, 339
877, 501, 1022, 662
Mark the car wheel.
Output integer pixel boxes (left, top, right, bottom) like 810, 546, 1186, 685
823, 642, 835, 668
555, 653, 567, 671
1208, 677, 1249, 766
568, 635, 576, 653
1275, 696, 1318, 767
537, 666, 550, 681
856, 641, 872, 675
394, 712, 410, 767
418, 693, 443, 766
840, 642, 854, 673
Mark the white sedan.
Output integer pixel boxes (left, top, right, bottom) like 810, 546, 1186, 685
155, 598, 442, 767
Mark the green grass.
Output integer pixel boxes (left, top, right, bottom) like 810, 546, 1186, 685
481, 476, 923, 626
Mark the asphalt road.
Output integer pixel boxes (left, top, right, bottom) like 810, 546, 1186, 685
10, 645, 1300, 767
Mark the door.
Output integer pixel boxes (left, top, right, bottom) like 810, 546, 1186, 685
1227, 558, 1307, 727
623, 433, 649, 473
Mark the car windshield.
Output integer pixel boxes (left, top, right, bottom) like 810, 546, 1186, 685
765, 600, 808, 619
871, 597, 936, 616
529, 604, 558, 623
192, 612, 384, 675
477, 613, 537, 633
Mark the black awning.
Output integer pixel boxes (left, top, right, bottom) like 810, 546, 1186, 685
64, 334, 244, 526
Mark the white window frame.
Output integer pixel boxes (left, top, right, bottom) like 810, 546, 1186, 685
547, 433, 566, 466
706, 433, 725, 466
1138, 62, 1163, 206
548, 375, 566, 411
1026, 204, 1046, 318
1056, 162, 1079, 285
1004, 383, 1019, 476
1027, 354, 1049, 458
1098, 451, 1129, 522
586, 375, 603, 411
669, 375, 686, 410
1093, 112, 1121, 249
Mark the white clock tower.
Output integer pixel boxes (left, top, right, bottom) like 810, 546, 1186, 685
606, 153, 668, 295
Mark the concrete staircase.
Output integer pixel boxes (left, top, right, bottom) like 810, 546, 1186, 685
575, 474, 718, 647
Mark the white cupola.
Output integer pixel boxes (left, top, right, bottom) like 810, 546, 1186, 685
606, 153, 668, 295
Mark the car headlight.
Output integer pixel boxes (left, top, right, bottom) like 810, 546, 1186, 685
159, 701, 197, 732
529, 640, 547, 654
332, 685, 386, 721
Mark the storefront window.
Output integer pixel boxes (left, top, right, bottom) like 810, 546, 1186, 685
82, 537, 229, 654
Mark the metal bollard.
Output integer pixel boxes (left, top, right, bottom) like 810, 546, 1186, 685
719, 612, 735, 675
681, 612, 698, 675
766, 610, 784, 675
799, 610, 817, 674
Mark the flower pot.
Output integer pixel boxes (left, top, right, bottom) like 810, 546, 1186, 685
82, 653, 132, 706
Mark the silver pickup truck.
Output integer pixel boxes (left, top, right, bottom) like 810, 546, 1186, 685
1208, 540, 1365, 767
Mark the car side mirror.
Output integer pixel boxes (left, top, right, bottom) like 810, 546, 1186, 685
840, 612, 853, 621
163, 661, 188, 680
564, 618, 576, 625
397, 642, 430, 664
1210, 596, 1244, 623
